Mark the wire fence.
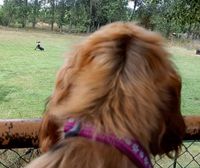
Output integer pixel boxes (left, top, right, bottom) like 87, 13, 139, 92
0, 141, 199, 168
0, 117, 199, 168
153, 140, 200, 168
0, 148, 40, 168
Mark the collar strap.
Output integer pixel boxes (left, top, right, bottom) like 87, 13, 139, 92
64, 119, 153, 168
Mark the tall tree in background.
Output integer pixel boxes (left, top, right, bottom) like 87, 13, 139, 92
15, 0, 29, 27
91, 0, 128, 31
0, 0, 199, 38
136, 0, 157, 30
56, 0, 67, 31
29, 0, 40, 28
1, 0, 17, 26
173, 0, 200, 38
49, 0, 56, 30
151, 0, 176, 37
129, 0, 144, 21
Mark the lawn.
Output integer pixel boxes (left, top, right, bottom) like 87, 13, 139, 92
0, 28, 82, 118
170, 46, 200, 115
0, 28, 199, 118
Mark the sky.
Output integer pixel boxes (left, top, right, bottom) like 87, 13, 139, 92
128, 1, 134, 9
0, 0, 3, 5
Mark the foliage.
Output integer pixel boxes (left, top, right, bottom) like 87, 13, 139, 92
0, 0, 199, 37
0, 0, 17, 26
28, 0, 42, 28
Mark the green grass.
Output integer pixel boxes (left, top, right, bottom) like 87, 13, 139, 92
0, 28, 199, 118
170, 47, 200, 115
0, 28, 82, 118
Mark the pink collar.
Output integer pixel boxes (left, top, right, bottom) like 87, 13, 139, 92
64, 119, 153, 168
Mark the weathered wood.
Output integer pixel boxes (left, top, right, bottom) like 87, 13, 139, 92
0, 119, 41, 149
184, 115, 200, 140
0, 116, 199, 149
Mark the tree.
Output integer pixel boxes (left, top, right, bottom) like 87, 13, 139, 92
15, 0, 29, 28
29, 0, 41, 28
49, 0, 56, 30
136, 1, 157, 30
56, 0, 67, 31
0, 0, 199, 38
1, 0, 17, 26
173, 0, 200, 39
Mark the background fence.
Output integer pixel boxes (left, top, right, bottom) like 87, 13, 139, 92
0, 116, 200, 168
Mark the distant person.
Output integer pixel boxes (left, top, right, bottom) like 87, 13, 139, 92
35, 41, 44, 51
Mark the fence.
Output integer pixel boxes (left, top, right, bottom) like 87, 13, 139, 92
0, 116, 200, 168
0, 119, 40, 168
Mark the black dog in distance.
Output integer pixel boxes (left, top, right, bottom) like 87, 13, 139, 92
35, 41, 44, 51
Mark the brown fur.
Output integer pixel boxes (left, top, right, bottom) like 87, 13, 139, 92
26, 22, 186, 168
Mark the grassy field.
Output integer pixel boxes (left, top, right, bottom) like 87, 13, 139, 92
0, 28, 199, 118
0, 28, 82, 118
170, 46, 200, 115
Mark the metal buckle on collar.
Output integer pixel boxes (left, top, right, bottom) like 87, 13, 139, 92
64, 121, 81, 138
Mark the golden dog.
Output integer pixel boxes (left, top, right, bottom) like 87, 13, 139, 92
26, 22, 186, 168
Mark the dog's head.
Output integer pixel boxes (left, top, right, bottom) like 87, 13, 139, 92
43, 22, 185, 156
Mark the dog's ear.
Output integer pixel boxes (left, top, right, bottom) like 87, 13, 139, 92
149, 73, 186, 156
39, 51, 82, 152
39, 113, 60, 152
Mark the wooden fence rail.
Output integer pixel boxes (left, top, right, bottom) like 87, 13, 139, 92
184, 115, 200, 140
0, 116, 199, 149
0, 119, 40, 149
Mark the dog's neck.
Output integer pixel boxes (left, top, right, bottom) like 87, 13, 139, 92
64, 118, 153, 168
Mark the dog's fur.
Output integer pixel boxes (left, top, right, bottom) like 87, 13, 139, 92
26, 22, 186, 168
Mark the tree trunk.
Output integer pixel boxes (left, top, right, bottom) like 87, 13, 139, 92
50, 0, 55, 31
187, 22, 192, 39
32, 0, 38, 28
89, 0, 93, 32
22, 0, 28, 28
129, 0, 138, 21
